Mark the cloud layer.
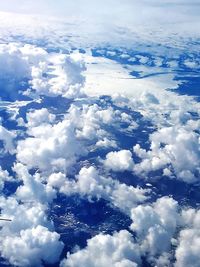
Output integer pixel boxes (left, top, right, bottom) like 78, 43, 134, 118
0, 37, 199, 267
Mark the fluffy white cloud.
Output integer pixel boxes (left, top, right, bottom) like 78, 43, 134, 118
0, 197, 51, 233
0, 43, 31, 84
60, 166, 148, 213
0, 195, 63, 266
0, 43, 86, 99
30, 52, 86, 98
26, 108, 56, 128
0, 225, 64, 267
154, 252, 172, 267
68, 103, 134, 141
59, 197, 199, 267
175, 229, 200, 267
113, 88, 200, 131
134, 126, 200, 183
104, 150, 134, 172
61, 230, 141, 267
95, 137, 117, 148
48, 172, 67, 189
130, 197, 179, 257
0, 167, 13, 191
181, 208, 200, 229
112, 80, 200, 186
175, 208, 200, 267
68, 103, 111, 141
0, 125, 16, 154
13, 163, 56, 203
17, 101, 136, 174
16, 117, 84, 172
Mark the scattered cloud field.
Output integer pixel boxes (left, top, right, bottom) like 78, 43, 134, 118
0, 4, 199, 266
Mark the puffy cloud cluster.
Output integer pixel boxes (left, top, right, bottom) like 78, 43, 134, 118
0, 43, 86, 100
0, 197, 50, 232
67, 103, 135, 141
54, 166, 149, 213
134, 126, 200, 183
30, 52, 86, 98
0, 196, 64, 267
13, 163, 56, 203
17, 101, 136, 173
0, 43, 30, 85
0, 39, 199, 267
61, 230, 141, 267
0, 163, 149, 266
114, 89, 200, 130
26, 108, 56, 128
113, 83, 200, 186
1, 225, 63, 267
66, 103, 115, 141
61, 197, 181, 267
17, 112, 84, 172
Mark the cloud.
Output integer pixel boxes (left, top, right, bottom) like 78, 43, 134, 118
30, 52, 86, 98
0, 196, 64, 266
0, 167, 13, 191
130, 197, 179, 258
60, 230, 141, 267
0, 197, 50, 233
17, 97, 137, 173
104, 150, 134, 172
175, 208, 200, 267
59, 166, 149, 213
175, 228, 200, 267
1, 225, 64, 267
0, 43, 30, 83
26, 108, 56, 128
0, 125, 16, 154
181, 208, 200, 229
133, 126, 200, 183
95, 138, 117, 149
0, 43, 86, 100
16, 112, 85, 172
48, 172, 66, 190
0, 25, 199, 267
60, 196, 199, 267
0, 0, 199, 27
0, 0, 199, 52
13, 163, 56, 203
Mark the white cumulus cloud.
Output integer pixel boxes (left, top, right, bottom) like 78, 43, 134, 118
61, 230, 141, 267
104, 150, 134, 172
